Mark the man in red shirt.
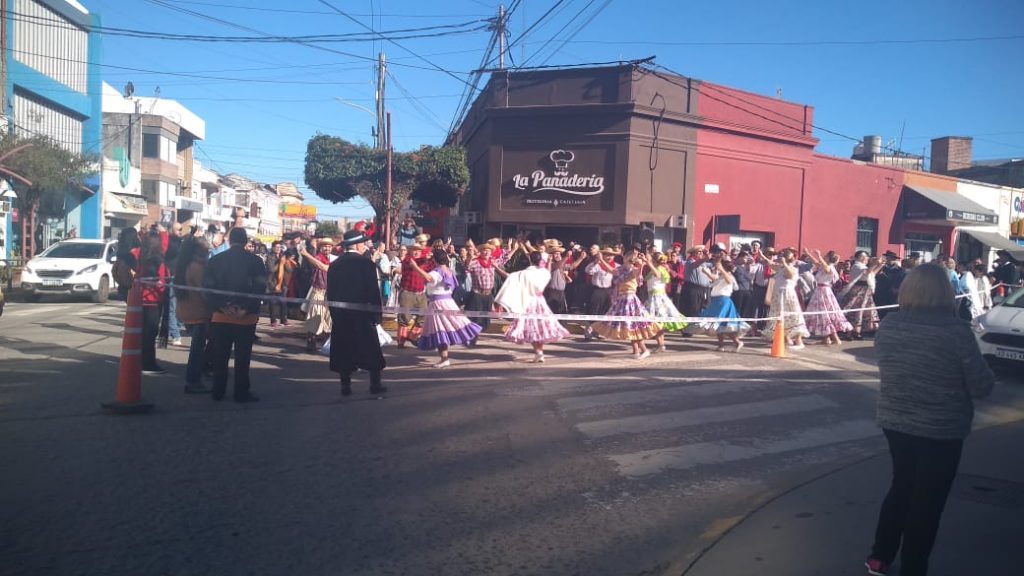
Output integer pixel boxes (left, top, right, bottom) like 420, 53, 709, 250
397, 233, 435, 347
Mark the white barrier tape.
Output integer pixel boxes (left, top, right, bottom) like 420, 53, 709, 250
140, 278, 1007, 326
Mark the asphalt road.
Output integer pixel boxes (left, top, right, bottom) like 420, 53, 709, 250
2, 298, 1022, 576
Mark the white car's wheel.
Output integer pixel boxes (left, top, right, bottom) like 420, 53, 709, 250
91, 276, 110, 303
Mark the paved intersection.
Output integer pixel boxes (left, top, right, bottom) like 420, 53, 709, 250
2, 299, 1022, 575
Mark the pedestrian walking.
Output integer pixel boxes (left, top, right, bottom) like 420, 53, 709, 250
174, 235, 212, 393
497, 250, 570, 363
407, 248, 482, 368
327, 229, 387, 396
865, 263, 994, 576
203, 228, 267, 402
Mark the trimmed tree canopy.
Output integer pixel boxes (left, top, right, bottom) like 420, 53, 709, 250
303, 134, 469, 236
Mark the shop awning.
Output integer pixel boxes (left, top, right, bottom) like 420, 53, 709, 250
903, 185, 998, 225
961, 229, 1024, 260
104, 192, 148, 217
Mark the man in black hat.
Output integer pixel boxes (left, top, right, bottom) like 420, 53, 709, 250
326, 229, 387, 397
875, 250, 902, 319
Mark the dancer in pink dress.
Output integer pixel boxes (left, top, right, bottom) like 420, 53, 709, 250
804, 250, 853, 345
496, 251, 571, 363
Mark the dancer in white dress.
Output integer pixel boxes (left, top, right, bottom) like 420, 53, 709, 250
762, 248, 810, 349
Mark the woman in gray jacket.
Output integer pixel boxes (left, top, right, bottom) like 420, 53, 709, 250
865, 263, 995, 576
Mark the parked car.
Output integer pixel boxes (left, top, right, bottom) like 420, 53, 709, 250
973, 286, 1024, 365
20, 239, 118, 303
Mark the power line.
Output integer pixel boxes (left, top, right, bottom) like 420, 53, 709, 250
519, 0, 599, 68
386, 70, 448, 132
315, 0, 476, 88
564, 34, 1024, 47
169, 0, 490, 18
535, 0, 614, 67
5, 9, 488, 43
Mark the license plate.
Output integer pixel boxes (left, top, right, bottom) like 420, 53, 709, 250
41, 279, 64, 287
995, 348, 1024, 362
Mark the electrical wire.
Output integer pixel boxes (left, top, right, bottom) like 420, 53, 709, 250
5, 9, 489, 43
315, 0, 476, 88
518, 0, 598, 68
535, 0, 614, 67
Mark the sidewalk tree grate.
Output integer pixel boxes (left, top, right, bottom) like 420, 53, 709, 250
951, 473, 1024, 510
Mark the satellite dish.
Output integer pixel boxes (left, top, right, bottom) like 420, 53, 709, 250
123, 82, 135, 98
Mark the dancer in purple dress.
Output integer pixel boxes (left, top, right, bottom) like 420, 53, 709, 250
407, 249, 482, 368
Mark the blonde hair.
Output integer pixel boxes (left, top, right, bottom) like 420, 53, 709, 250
898, 263, 954, 311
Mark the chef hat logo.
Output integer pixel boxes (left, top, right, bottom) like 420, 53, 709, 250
549, 149, 575, 176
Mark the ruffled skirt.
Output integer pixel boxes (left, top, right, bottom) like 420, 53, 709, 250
762, 288, 810, 340
418, 296, 483, 350
592, 294, 662, 341
696, 295, 749, 334
842, 284, 879, 332
505, 296, 570, 344
805, 285, 853, 336
645, 292, 688, 332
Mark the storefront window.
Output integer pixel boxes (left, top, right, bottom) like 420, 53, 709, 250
904, 232, 941, 263
856, 217, 878, 255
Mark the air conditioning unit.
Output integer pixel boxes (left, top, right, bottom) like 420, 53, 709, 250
668, 214, 687, 229
464, 211, 481, 224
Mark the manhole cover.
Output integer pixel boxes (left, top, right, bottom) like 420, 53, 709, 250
951, 473, 1024, 509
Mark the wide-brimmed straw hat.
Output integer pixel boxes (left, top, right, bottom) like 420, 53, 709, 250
544, 239, 565, 253
316, 236, 335, 246
599, 246, 621, 256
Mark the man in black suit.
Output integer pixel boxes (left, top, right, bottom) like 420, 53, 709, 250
327, 229, 387, 397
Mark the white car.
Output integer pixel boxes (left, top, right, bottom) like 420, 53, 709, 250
973, 287, 1024, 365
20, 239, 118, 303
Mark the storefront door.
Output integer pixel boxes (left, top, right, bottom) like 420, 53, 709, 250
904, 232, 942, 262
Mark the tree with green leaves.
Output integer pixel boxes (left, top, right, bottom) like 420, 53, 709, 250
303, 134, 469, 246
0, 133, 97, 258
314, 220, 340, 238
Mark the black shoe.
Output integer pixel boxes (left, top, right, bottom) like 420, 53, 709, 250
234, 393, 260, 403
369, 386, 388, 396
341, 384, 352, 397
142, 366, 167, 375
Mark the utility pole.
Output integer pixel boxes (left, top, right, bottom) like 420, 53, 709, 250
375, 52, 387, 150
497, 5, 506, 70
385, 111, 392, 247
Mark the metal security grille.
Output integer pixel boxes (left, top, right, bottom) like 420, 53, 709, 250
12, 0, 89, 94
12, 91, 85, 153
856, 217, 878, 255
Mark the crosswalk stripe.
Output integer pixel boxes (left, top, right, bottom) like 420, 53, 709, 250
608, 419, 880, 477
557, 380, 779, 412
575, 394, 839, 439
3, 305, 64, 317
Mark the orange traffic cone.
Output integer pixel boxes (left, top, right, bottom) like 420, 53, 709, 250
102, 282, 154, 413
770, 299, 786, 359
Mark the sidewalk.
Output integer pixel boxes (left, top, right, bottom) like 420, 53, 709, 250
685, 420, 1024, 576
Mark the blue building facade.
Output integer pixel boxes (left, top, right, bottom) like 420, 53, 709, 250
3, 0, 102, 259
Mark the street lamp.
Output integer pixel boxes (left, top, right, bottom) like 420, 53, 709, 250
333, 97, 377, 148
332, 98, 393, 248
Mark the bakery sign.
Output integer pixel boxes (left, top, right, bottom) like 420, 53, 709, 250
502, 147, 612, 211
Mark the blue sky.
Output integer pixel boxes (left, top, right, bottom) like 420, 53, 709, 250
86, 0, 1024, 219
